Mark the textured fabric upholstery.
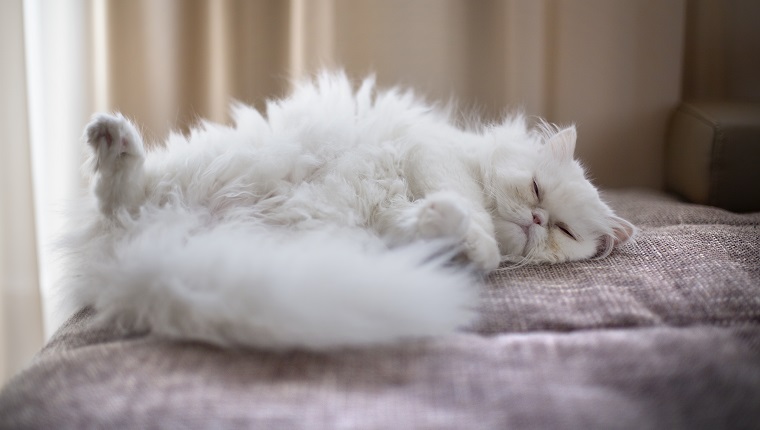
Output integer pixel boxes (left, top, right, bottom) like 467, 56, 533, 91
1, 189, 759, 429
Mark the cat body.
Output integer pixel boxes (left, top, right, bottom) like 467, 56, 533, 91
63, 72, 634, 349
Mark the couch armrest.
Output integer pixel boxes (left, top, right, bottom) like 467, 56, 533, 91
666, 102, 760, 212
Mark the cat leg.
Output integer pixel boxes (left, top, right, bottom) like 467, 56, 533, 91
84, 113, 146, 217
376, 192, 501, 271
401, 145, 502, 270
462, 213, 501, 271
418, 192, 501, 271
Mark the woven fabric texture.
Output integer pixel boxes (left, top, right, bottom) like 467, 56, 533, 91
1, 189, 759, 429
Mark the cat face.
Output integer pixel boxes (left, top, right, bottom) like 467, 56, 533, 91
487, 126, 635, 263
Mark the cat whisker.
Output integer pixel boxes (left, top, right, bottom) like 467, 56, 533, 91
498, 251, 534, 270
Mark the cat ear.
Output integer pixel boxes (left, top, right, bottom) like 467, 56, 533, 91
609, 215, 636, 246
546, 126, 577, 161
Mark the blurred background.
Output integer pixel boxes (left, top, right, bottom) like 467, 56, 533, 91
1, 0, 758, 384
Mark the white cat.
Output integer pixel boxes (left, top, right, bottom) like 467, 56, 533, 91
62, 72, 634, 349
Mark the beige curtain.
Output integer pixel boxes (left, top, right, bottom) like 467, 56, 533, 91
1, 0, 44, 384
101, 0, 686, 189
7, 0, 728, 384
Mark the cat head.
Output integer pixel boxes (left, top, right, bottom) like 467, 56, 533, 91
483, 122, 636, 264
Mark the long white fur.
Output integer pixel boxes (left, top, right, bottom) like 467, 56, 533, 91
61, 71, 634, 349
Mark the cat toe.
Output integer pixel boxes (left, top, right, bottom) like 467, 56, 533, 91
465, 229, 501, 271
86, 114, 119, 148
85, 113, 145, 168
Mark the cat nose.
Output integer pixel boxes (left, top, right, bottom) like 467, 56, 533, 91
532, 212, 545, 226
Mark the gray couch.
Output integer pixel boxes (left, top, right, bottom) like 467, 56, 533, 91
1, 105, 759, 429
2, 191, 759, 429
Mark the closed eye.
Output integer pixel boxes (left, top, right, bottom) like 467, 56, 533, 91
555, 222, 577, 241
532, 179, 541, 201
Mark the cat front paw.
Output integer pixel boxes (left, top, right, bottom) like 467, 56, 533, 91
465, 227, 501, 272
85, 113, 145, 171
417, 193, 469, 240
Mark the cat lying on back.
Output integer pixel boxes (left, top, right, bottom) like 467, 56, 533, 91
63, 72, 635, 349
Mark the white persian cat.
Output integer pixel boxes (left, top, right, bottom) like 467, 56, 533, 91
62, 72, 634, 349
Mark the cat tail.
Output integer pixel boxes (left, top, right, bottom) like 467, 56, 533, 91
74, 216, 479, 350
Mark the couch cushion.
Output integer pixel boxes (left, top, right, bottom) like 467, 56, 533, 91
478, 189, 760, 334
2, 315, 759, 429
1, 189, 759, 429
666, 102, 760, 212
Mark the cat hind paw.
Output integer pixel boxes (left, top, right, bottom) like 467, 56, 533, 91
85, 113, 144, 170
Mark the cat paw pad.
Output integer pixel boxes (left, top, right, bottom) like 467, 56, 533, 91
417, 194, 469, 239
85, 113, 144, 167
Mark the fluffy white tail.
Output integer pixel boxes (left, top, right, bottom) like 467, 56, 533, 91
77, 218, 478, 349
